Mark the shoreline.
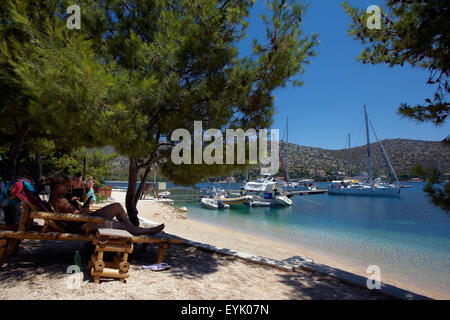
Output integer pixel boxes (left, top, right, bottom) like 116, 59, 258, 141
130, 198, 446, 300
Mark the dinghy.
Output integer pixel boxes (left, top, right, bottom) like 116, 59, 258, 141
200, 197, 230, 209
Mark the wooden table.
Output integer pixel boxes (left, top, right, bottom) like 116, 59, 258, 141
89, 228, 134, 284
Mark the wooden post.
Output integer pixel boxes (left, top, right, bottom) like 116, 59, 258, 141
41, 222, 49, 233
0, 239, 8, 266
156, 243, 169, 264
18, 205, 30, 232
84, 222, 91, 235
7, 204, 31, 257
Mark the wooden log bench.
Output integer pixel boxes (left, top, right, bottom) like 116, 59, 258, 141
0, 202, 184, 279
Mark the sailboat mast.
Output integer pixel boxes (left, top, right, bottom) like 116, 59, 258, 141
369, 119, 399, 184
286, 117, 289, 183
364, 105, 373, 184
348, 133, 351, 178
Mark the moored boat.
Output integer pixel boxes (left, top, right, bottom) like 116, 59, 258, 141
328, 106, 402, 198
200, 197, 230, 209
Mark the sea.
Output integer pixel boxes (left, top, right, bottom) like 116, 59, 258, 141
106, 181, 450, 298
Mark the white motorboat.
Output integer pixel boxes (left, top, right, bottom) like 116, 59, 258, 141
158, 191, 171, 198
273, 194, 293, 206
247, 194, 292, 207
286, 179, 318, 191
243, 176, 278, 192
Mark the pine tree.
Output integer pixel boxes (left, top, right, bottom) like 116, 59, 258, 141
0, 0, 117, 180
342, 0, 449, 125
74, 0, 319, 224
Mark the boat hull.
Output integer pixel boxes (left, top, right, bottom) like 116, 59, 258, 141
200, 198, 230, 209
273, 195, 293, 206
200, 198, 219, 209
220, 195, 252, 205
247, 195, 293, 207
328, 187, 400, 197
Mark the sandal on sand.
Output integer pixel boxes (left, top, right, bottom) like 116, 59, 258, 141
142, 263, 171, 271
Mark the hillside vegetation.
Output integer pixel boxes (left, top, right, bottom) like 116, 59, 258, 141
282, 139, 450, 179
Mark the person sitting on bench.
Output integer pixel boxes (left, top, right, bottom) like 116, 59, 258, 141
70, 172, 86, 202
49, 175, 164, 235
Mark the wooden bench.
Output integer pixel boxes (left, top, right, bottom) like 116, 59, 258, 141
0, 201, 184, 274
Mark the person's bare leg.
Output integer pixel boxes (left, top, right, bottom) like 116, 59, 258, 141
84, 220, 164, 235
92, 203, 133, 225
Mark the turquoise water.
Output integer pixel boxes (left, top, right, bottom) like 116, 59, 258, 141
108, 181, 450, 297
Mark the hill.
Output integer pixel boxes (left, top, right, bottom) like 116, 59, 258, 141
281, 138, 450, 179
106, 138, 450, 181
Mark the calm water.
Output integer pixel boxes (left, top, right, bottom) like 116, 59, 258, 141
107, 181, 450, 297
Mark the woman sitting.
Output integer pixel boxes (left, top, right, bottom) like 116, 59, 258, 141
85, 176, 97, 203
49, 175, 164, 235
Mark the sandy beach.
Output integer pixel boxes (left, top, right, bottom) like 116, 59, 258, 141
0, 191, 428, 300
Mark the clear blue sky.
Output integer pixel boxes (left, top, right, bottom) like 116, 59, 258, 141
238, 0, 449, 150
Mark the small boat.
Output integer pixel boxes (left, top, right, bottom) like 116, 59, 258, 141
219, 195, 253, 206
273, 194, 293, 206
158, 191, 171, 198
285, 179, 319, 191
246, 192, 293, 207
200, 187, 225, 196
200, 197, 230, 210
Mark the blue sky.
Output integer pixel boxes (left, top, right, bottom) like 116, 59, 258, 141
238, 0, 449, 149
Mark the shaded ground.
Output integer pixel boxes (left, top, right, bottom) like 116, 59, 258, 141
0, 239, 390, 300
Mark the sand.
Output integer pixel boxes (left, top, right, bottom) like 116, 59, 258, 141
0, 194, 421, 300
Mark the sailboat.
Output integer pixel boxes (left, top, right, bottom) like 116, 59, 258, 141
328, 106, 401, 198
281, 118, 317, 191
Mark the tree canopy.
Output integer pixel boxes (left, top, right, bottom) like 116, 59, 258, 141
72, 0, 319, 223
1, 0, 319, 224
0, 0, 117, 179
343, 0, 449, 125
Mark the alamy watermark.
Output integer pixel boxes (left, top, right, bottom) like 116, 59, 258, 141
366, 5, 381, 30
66, 265, 82, 290
366, 265, 381, 290
170, 121, 280, 175
65, 4, 383, 31
67, 5, 81, 30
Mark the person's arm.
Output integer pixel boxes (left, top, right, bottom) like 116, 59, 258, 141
56, 198, 90, 215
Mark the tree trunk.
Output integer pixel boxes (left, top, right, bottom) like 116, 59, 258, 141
35, 151, 43, 180
82, 156, 87, 181
35, 151, 43, 192
134, 164, 152, 208
125, 157, 140, 226
6, 126, 28, 180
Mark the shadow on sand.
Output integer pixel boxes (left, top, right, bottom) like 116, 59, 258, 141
0, 240, 230, 284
